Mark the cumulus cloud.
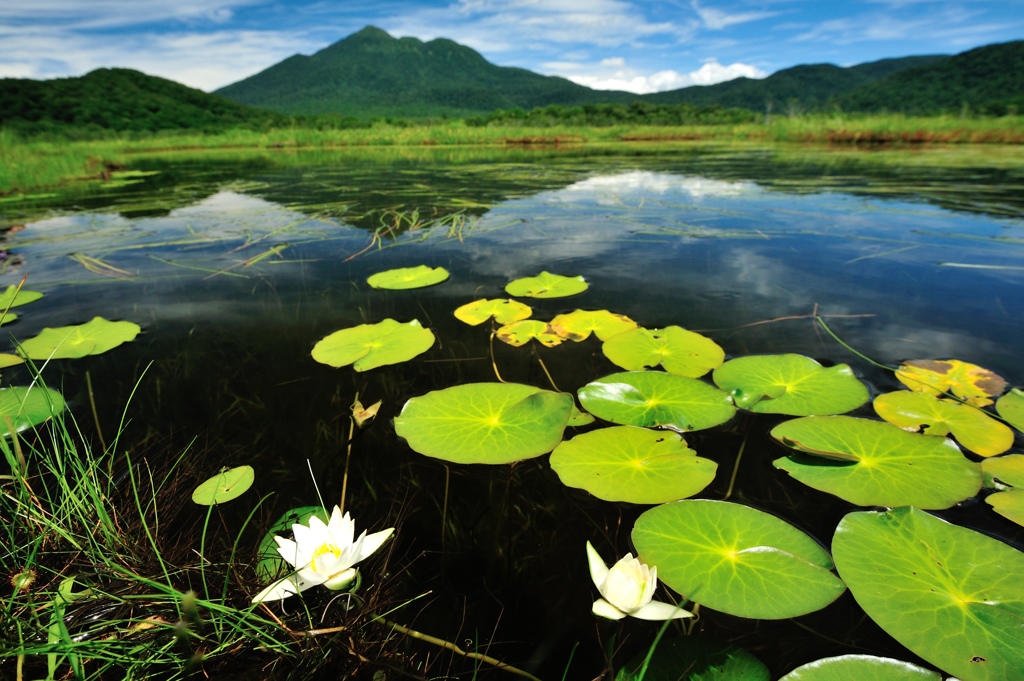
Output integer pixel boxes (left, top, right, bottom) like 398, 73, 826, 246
553, 56, 766, 93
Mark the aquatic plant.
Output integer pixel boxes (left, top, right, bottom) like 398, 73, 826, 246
585, 542, 692, 621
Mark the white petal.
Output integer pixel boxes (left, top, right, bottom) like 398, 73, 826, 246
323, 567, 358, 590
295, 565, 328, 587
251, 576, 301, 603
356, 527, 394, 561
586, 542, 610, 590
291, 522, 314, 550
274, 536, 302, 568
640, 564, 658, 605
327, 506, 344, 536
630, 600, 693, 620
336, 511, 355, 547
592, 598, 627, 620
306, 514, 330, 540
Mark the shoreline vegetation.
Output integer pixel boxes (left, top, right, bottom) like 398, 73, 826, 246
2, 112, 1024, 196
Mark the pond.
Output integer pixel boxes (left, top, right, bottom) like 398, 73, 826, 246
2, 141, 1023, 680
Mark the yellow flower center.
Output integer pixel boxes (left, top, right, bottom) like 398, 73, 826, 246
311, 543, 341, 572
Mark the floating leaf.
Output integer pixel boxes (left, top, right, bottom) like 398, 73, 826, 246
0, 386, 65, 436
632, 499, 846, 620
504, 271, 588, 298
981, 454, 1024, 488
874, 390, 1013, 457
0, 353, 23, 369
18, 317, 141, 360
311, 318, 434, 371
0, 312, 17, 326
996, 388, 1024, 433
549, 309, 637, 342
495, 319, 565, 347
616, 635, 770, 681
550, 426, 717, 504
394, 383, 573, 464
191, 465, 255, 505
895, 359, 1007, 407
771, 416, 982, 509
713, 354, 868, 415
987, 489, 1024, 527
568, 403, 595, 427
778, 655, 942, 681
833, 507, 1024, 681
578, 371, 735, 432
367, 265, 449, 290
256, 505, 329, 581
0, 285, 43, 309
603, 326, 724, 378
454, 298, 532, 326
351, 396, 382, 427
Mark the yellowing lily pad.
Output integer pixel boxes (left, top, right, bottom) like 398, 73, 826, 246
833, 507, 1024, 681
632, 499, 846, 620
367, 265, 449, 290
713, 354, 868, 415
550, 426, 717, 504
874, 390, 1013, 457
394, 383, 573, 464
982, 454, 1024, 488
549, 309, 637, 342
454, 298, 532, 326
18, 317, 141, 360
602, 326, 724, 378
778, 655, 942, 681
0, 284, 43, 309
996, 388, 1024, 433
0, 353, 23, 369
771, 416, 982, 509
311, 318, 435, 371
495, 319, 565, 347
578, 371, 736, 432
987, 489, 1024, 527
0, 386, 65, 436
504, 271, 587, 299
895, 358, 1007, 407
191, 465, 254, 505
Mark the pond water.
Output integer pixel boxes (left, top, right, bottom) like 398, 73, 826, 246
3, 142, 1024, 679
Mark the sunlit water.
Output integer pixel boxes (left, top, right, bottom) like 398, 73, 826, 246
3, 142, 1023, 678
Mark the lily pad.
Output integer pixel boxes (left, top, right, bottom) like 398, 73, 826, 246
495, 319, 564, 347
191, 465, 255, 505
981, 454, 1024, 488
874, 390, 1013, 457
549, 309, 637, 342
895, 359, 1007, 407
833, 506, 1024, 681
616, 635, 770, 681
713, 354, 868, 415
778, 655, 942, 681
632, 499, 846, 620
0, 285, 43, 309
550, 426, 717, 504
0, 353, 23, 369
771, 416, 982, 509
454, 298, 532, 326
367, 265, 449, 290
0, 312, 17, 326
394, 383, 573, 464
568, 403, 595, 427
986, 489, 1024, 527
996, 388, 1024, 433
504, 271, 588, 299
603, 326, 725, 378
578, 371, 736, 432
311, 318, 435, 371
0, 386, 65, 436
17, 317, 141, 360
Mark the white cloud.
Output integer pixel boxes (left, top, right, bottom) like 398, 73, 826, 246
691, 1, 777, 30
552, 56, 766, 93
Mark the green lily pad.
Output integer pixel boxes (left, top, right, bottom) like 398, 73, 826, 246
311, 318, 435, 371
0, 386, 65, 436
987, 489, 1024, 527
616, 635, 770, 681
0, 312, 17, 326
895, 359, 1007, 407
367, 265, 449, 290
495, 319, 565, 347
191, 465, 255, 505
771, 416, 982, 509
394, 383, 573, 464
454, 298, 532, 326
632, 499, 846, 620
996, 388, 1024, 433
504, 271, 588, 299
712, 354, 868, 415
550, 426, 717, 504
578, 371, 735, 432
256, 505, 329, 581
833, 506, 1024, 681
874, 390, 1013, 457
568, 403, 595, 427
0, 353, 23, 369
17, 317, 141, 360
778, 655, 942, 681
603, 326, 725, 378
549, 309, 637, 342
0, 285, 43, 310
981, 454, 1024, 488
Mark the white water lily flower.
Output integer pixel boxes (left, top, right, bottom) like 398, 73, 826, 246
586, 541, 692, 621
252, 506, 394, 603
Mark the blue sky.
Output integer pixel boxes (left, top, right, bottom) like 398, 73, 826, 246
0, 1, 1020, 93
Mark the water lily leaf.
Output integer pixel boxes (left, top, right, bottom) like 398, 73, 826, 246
833, 506, 1024, 681
549, 309, 637, 342
454, 298, 532, 326
771, 416, 982, 509
256, 505, 329, 581
311, 318, 435, 371
367, 265, 449, 290
0, 353, 23, 368
504, 271, 588, 298
0, 312, 17, 325
550, 426, 717, 504
632, 499, 846, 620
18, 317, 141, 360
996, 388, 1024, 433
981, 454, 1024, 488
568, 403, 595, 426
986, 489, 1024, 527
0, 386, 65, 436
874, 390, 1013, 457
0, 285, 43, 309
895, 359, 1007, 407
778, 655, 942, 681
713, 354, 868, 415
578, 371, 735, 432
191, 465, 255, 505
616, 635, 770, 681
394, 383, 573, 464
602, 326, 725, 378
495, 319, 564, 347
